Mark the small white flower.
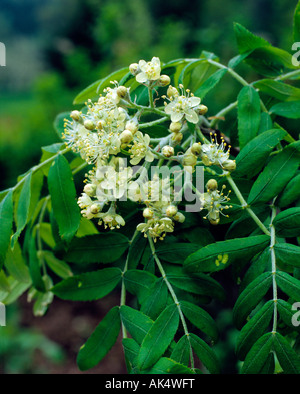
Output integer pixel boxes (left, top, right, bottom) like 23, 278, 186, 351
164, 86, 201, 124
201, 134, 231, 168
98, 212, 125, 230
135, 57, 161, 84
129, 131, 154, 165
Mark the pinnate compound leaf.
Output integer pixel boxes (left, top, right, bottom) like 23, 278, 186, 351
0, 190, 13, 267
184, 235, 269, 273
233, 272, 273, 329
77, 306, 121, 371
48, 154, 80, 243
247, 141, 300, 205
138, 304, 179, 370
52, 267, 122, 301
64, 233, 129, 264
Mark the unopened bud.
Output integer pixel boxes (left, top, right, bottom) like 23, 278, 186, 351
83, 183, 96, 196
191, 142, 202, 156
158, 75, 171, 87
169, 122, 182, 133
70, 110, 81, 122
90, 204, 101, 215
173, 212, 185, 223
198, 104, 208, 115
84, 119, 95, 131
143, 208, 154, 219
120, 129, 133, 144
117, 86, 128, 98
206, 179, 218, 191
183, 153, 197, 167
162, 145, 174, 158
129, 63, 140, 76
166, 205, 178, 217
223, 159, 236, 172
125, 120, 139, 135
171, 132, 183, 144
167, 85, 178, 98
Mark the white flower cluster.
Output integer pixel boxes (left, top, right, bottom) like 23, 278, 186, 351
62, 56, 235, 239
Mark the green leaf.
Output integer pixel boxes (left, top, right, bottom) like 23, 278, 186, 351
189, 333, 220, 374
0, 279, 30, 305
138, 304, 179, 370
140, 278, 169, 320
184, 235, 269, 273
4, 241, 30, 283
240, 248, 271, 292
273, 207, 300, 237
0, 190, 13, 267
0, 271, 10, 292
278, 174, 300, 208
53, 112, 72, 140
277, 299, 300, 331
48, 154, 81, 243
11, 173, 32, 247
179, 59, 218, 92
42, 251, 73, 279
52, 267, 122, 301
276, 271, 300, 301
170, 335, 191, 367
144, 357, 194, 374
156, 243, 200, 264
270, 100, 300, 119
272, 332, 300, 374
180, 300, 218, 342
234, 22, 269, 54
77, 306, 121, 371
120, 305, 154, 345
194, 68, 227, 100
73, 79, 102, 105
233, 272, 273, 329
123, 269, 157, 305
75, 217, 99, 237
274, 243, 300, 270
258, 112, 273, 135
29, 235, 46, 293
122, 338, 140, 369
234, 129, 286, 179
64, 233, 129, 264
241, 332, 273, 374
253, 79, 300, 101
166, 265, 225, 301
236, 300, 274, 360
237, 86, 261, 149
247, 141, 300, 205
294, 1, 300, 42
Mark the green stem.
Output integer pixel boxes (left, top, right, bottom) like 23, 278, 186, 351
148, 87, 155, 109
147, 234, 195, 370
140, 116, 169, 129
275, 69, 300, 81
226, 174, 271, 236
120, 230, 139, 339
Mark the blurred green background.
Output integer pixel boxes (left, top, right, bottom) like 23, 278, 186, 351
0, 0, 298, 374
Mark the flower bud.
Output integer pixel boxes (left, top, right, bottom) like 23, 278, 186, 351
129, 63, 140, 76
84, 119, 95, 130
206, 179, 218, 191
171, 132, 183, 144
191, 142, 202, 156
162, 145, 174, 158
173, 212, 185, 223
125, 120, 139, 135
223, 159, 236, 172
166, 205, 178, 217
120, 129, 133, 144
197, 104, 208, 115
143, 208, 154, 219
117, 86, 128, 98
183, 153, 197, 167
167, 85, 178, 98
90, 204, 101, 215
70, 110, 82, 122
96, 120, 106, 129
158, 75, 171, 87
83, 183, 96, 196
169, 122, 182, 133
